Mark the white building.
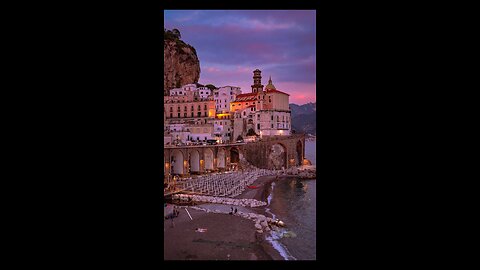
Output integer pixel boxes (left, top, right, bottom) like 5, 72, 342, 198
169, 87, 187, 96
213, 116, 233, 143
230, 70, 292, 138
214, 86, 241, 114
197, 86, 212, 100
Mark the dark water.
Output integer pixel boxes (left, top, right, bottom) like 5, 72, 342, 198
265, 140, 316, 260
305, 140, 316, 165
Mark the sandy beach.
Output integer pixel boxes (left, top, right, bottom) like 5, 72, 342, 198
164, 175, 283, 260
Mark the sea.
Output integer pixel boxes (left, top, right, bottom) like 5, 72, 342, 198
265, 139, 316, 260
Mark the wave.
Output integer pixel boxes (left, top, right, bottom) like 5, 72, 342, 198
264, 181, 297, 260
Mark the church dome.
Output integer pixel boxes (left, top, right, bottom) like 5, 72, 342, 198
265, 76, 276, 90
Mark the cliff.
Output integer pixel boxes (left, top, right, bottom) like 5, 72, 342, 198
164, 29, 201, 95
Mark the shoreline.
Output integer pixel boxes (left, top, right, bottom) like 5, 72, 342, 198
164, 174, 292, 260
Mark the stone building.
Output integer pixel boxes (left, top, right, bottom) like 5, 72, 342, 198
164, 84, 216, 145
230, 69, 292, 138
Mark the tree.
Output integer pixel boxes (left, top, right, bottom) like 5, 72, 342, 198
246, 128, 257, 136
205, 84, 217, 91
172, 28, 181, 39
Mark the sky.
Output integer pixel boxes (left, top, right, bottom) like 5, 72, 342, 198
164, 10, 316, 105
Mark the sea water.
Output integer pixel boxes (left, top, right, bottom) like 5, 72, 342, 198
265, 140, 317, 260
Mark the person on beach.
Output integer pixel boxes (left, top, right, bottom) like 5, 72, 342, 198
234, 208, 238, 214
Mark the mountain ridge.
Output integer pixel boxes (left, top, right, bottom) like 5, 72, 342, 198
290, 102, 316, 135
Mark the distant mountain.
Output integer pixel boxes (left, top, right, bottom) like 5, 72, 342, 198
290, 102, 316, 135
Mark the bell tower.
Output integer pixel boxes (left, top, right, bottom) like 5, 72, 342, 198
251, 69, 264, 94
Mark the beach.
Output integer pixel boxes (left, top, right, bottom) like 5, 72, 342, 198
164, 175, 285, 260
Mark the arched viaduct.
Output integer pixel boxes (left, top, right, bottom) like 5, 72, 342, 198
163, 134, 306, 177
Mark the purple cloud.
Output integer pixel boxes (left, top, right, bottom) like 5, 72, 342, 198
165, 10, 316, 105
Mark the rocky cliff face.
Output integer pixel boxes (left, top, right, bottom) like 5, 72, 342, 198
164, 38, 200, 95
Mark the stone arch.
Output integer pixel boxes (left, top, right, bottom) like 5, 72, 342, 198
268, 143, 287, 170
296, 140, 303, 166
171, 149, 184, 175
230, 147, 240, 164
204, 148, 214, 171
190, 149, 200, 173
217, 148, 226, 168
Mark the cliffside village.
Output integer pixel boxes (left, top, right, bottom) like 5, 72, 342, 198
164, 69, 292, 146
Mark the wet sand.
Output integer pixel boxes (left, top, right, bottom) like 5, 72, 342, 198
164, 175, 282, 260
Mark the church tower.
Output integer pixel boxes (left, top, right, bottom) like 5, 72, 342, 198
251, 69, 264, 94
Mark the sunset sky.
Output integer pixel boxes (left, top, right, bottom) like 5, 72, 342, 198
164, 10, 316, 105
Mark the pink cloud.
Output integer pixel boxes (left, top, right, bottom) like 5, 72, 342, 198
273, 82, 316, 105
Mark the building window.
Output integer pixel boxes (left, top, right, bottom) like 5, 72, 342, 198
204, 112, 207, 117
169, 107, 173, 112
198, 112, 201, 117
271, 115, 273, 121
257, 124, 260, 129
204, 104, 207, 110
198, 105, 201, 110
184, 113, 187, 117
191, 112, 194, 117
271, 124, 273, 128
170, 113, 172, 118
184, 106, 187, 111
178, 113, 180, 118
